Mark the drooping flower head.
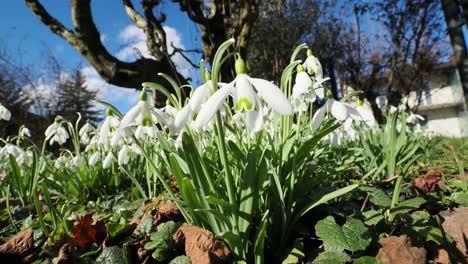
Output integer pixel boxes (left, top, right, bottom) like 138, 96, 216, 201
195, 56, 293, 133
311, 91, 361, 132
0, 103, 11, 121
45, 118, 69, 145
303, 49, 326, 99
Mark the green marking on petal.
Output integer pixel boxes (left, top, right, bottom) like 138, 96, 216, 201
307, 66, 314, 75
236, 97, 253, 111
142, 116, 153, 126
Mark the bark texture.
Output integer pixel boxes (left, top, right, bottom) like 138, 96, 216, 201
24, 0, 260, 93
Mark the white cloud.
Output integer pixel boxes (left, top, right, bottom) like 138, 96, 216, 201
116, 25, 192, 77
100, 34, 108, 43
81, 66, 140, 114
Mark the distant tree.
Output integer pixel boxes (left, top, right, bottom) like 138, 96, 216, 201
370, 0, 447, 106
247, 0, 340, 86
55, 68, 101, 124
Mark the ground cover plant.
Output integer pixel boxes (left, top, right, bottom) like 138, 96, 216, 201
0, 39, 467, 263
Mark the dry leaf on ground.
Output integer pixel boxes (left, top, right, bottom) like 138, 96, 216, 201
376, 235, 426, 264
173, 225, 231, 264
0, 229, 35, 263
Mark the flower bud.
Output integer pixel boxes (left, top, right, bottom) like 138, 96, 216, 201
139, 90, 148, 101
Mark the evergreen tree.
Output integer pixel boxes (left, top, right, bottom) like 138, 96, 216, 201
56, 68, 101, 123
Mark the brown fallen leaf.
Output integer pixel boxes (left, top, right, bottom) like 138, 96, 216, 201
440, 207, 468, 262
412, 167, 444, 193
54, 243, 80, 264
69, 213, 107, 249
173, 225, 231, 264
376, 235, 426, 264
154, 202, 182, 226
0, 229, 35, 263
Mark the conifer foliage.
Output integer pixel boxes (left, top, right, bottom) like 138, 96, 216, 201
56, 68, 101, 124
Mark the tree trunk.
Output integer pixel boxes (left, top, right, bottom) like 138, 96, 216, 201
441, 0, 468, 96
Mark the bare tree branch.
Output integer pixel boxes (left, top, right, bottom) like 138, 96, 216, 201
169, 42, 200, 68
122, 0, 147, 28
24, 0, 186, 91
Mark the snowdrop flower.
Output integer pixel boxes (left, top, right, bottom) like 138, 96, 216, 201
19, 126, 31, 138
89, 152, 100, 166
0, 144, 26, 163
292, 65, 330, 112
406, 112, 424, 125
0, 103, 11, 121
311, 91, 361, 132
375, 96, 388, 111
98, 109, 120, 145
399, 97, 408, 111
174, 77, 226, 132
303, 49, 327, 99
342, 118, 358, 141
355, 99, 377, 127
120, 90, 169, 140
120, 90, 153, 129
325, 130, 342, 147
303, 49, 323, 81
195, 57, 293, 132
103, 152, 114, 169
389, 105, 398, 114
45, 121, 69, 145
79, 122, 95, 144
118, 145, 131, 165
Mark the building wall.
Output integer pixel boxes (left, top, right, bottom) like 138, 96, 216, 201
423, 107, 462, 137
417, 69, 468, 138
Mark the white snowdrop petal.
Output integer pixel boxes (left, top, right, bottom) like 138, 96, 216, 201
194, 83, 233, 130
120, 102, 143, 128
311, 104, 327, 132
247, 76, 293, 115
330, 100, 349, 121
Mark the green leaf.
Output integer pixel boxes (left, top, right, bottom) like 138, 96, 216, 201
297, 184, 358, 218
412, 225, 451, 245
315, 216, 370, 252
254, 211, 268, 264
359, 187, 391, 208
282, 241, 305, 264
391, 197, 426, 216
144, 241, 158, 250
139, 216, 153, 235
206, 195, 233, 209
362, 210, 384, 226
353, 256, 384, 264
169, 256, 191, 264
152, 247, 171, 262
106, 223, 129, 238
96, 100, 123, 118
312, 251, 351, 264
95, 246, 125, 264
450, 191, 468, 206
238, 150, 259, 236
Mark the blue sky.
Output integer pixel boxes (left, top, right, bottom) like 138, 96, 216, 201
0, 1, 203, 113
